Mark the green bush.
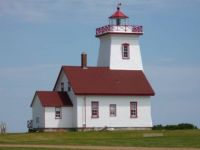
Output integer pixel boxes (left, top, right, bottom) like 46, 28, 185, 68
177, 123, 198, 129
153, 123, 198, 130
152, 124, 163, 130
28, 129, 37, 133
165, 125, 179, 130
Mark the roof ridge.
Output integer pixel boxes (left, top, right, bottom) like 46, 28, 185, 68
62, 65, 109, 68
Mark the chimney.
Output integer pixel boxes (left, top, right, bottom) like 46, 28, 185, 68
81, 52, 87, 69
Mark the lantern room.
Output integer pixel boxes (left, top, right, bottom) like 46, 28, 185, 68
109, 5, 129, 26
96, 4, 143, 37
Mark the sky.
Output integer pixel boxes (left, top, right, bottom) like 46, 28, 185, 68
0, 0, 200, 132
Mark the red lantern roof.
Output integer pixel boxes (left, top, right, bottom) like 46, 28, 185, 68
109, 6, 128, 19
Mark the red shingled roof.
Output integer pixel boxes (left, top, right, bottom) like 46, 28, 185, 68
62, 66, 155, 96
31, 91, 73, 107
109, 8, 128, 19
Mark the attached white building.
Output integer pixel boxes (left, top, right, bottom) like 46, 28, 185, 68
29, 5, 155, 131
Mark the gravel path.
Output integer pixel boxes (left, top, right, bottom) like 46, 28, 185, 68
0, 144, 200, 150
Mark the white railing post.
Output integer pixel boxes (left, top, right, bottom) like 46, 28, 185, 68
96, 24, 143, 36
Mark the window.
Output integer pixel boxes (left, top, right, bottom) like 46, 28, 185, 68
61, 82, 64, 91
110, 104, 116, 117
130, 102, 137, 118
122, 43, 130, 59
116, 18, 121, 25
68, 81, 71, 92
36, 117, 39, 123
55, 107, 62, 119
91, 101, 99, 118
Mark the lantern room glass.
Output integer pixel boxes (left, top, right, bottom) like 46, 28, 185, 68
109, 18, 128, 26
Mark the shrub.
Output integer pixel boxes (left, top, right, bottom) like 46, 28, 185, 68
165, 125, 178, 130
28, 129, 37, 133
153, 123, 198, 130
152, 124, 163, 130
177, 123, 198, 129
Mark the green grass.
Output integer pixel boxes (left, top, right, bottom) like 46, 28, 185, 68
0, 148, 86, 150
0, 130, 200, 148
0, 148, 64, 150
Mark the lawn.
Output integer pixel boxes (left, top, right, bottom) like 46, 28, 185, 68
0, 148, 63, 150
0, 130, 200, 148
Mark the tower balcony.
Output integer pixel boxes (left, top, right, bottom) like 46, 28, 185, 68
96, 25, 143, 37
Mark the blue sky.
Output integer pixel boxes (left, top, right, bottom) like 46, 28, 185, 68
0, 0, 200, 132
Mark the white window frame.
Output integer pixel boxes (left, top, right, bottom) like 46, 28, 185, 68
122, 43, 130, 59
110, 104, 116, 117
55, 107, 62, 119
130, 102, 137, 118
91, 101, 99, 118
61, 82, 64, 91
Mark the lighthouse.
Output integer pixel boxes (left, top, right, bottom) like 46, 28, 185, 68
30, 4, 155, 131
96, 4, 143, 70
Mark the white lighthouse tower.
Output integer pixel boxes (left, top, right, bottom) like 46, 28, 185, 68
96, 4, 143, 70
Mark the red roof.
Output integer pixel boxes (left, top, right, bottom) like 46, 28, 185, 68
109, 8, 128, 19
61, 66, 155, 96
31, 91, 73, 107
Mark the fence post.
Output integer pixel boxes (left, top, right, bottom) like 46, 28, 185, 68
0, 121, 6, 134
0, 122, 1, 134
